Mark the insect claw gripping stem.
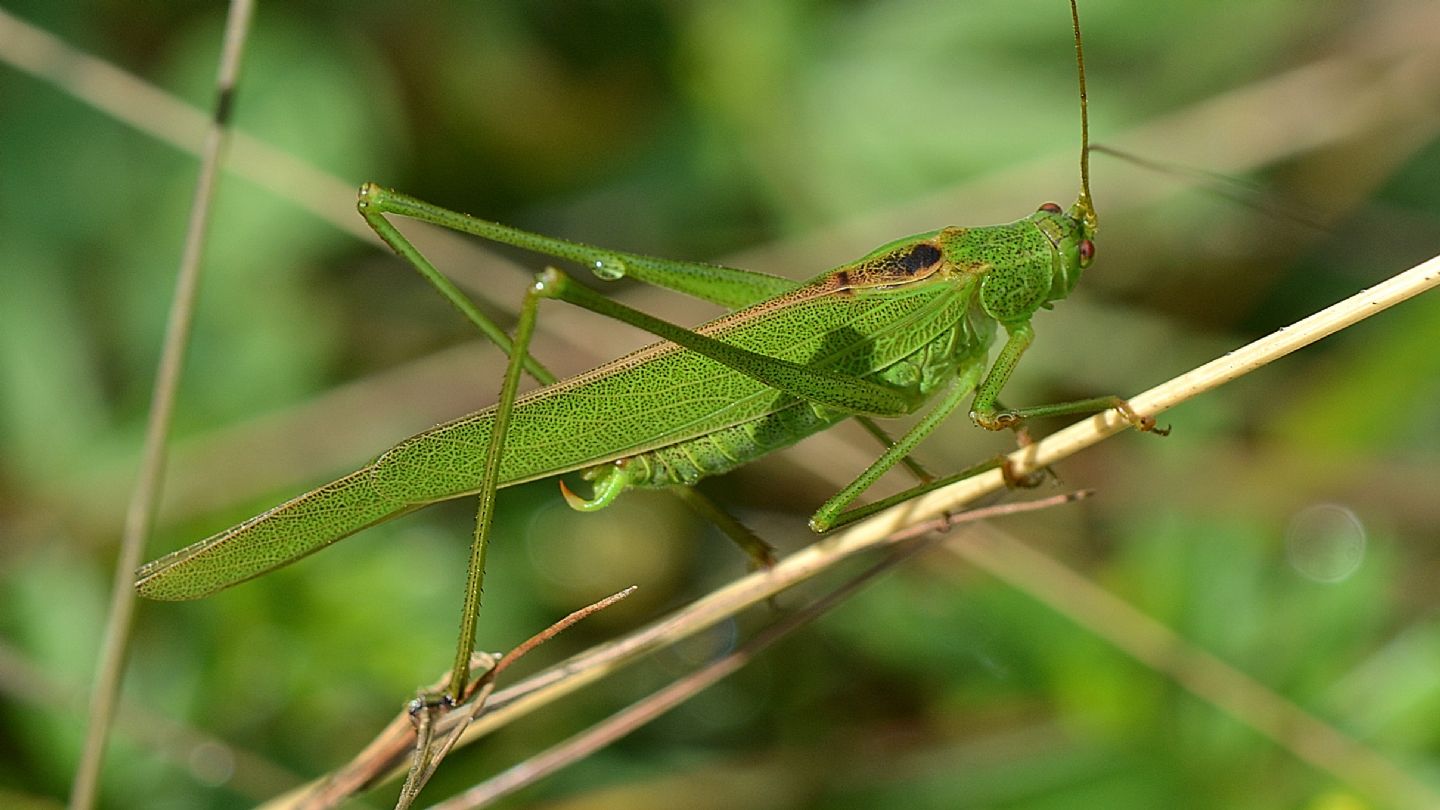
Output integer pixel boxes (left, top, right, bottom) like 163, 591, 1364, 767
999, 455, 1050, 490
1115, 399, 1171, 436
999, 425, 1058, 489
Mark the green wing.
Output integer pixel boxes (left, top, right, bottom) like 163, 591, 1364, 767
135, 276, 967, 600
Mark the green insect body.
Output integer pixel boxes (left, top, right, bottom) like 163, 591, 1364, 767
133, 205, 1094, 601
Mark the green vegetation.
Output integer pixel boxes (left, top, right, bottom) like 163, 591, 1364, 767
1, 1, 1437, 807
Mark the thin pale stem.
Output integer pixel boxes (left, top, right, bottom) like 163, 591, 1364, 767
261, 253, 1440, 809
68, 3, 256, 808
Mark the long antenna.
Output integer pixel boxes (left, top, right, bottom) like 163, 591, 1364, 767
1069, 0, 1097, 232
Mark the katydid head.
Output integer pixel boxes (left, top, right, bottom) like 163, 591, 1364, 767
1030, 196, 1095, 304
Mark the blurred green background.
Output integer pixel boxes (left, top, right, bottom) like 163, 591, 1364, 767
2, 0, 1439, 807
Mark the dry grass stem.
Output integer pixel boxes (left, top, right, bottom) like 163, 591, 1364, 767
67, 3, 257, 808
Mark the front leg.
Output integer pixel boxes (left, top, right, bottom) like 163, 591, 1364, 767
970, 320, 1167, 434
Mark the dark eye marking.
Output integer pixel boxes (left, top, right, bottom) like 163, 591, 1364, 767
898, 243, 942, 274
1038, 202, 1063, 214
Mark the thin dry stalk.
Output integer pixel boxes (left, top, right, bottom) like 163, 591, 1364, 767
68, 3, 256, 808
265, 253, 1440, 808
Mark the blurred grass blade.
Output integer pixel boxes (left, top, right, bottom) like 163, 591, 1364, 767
68, 2, 257, 807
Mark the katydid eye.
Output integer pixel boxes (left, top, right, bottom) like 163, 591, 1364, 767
1038, 202, 1063, 214
1078, 239, 1095, 265
899, 243, 942, 274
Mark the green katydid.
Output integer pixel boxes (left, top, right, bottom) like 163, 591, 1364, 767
135, 0, 1156, 703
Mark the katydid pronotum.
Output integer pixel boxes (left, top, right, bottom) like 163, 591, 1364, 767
134, 0, 1158, 704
